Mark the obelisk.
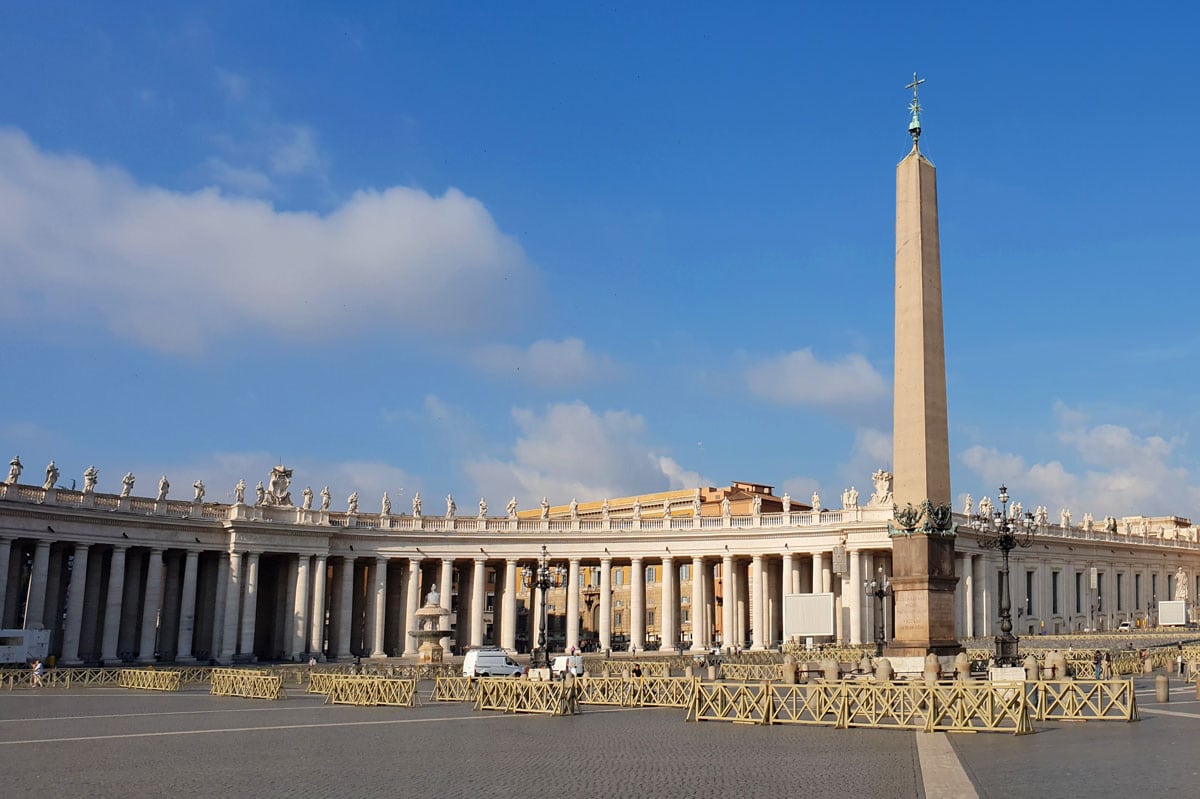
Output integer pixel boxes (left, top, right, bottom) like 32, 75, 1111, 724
886, 74, 960, 657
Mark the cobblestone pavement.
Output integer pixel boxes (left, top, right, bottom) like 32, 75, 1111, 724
0, 686, 921, 798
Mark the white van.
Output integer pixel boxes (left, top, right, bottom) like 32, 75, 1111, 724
551, 654, 583, 678
462, 648, 523, 677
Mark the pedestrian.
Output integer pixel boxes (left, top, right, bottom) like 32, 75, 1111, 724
1102, 652, 1113, 680
631, 663, 643, 678
1177, 650, 1185, 676
31, 659, 44, 688
1093, 651, 1103, 680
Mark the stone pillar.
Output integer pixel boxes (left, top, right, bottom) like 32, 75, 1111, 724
749, 554, 765, 649
238, 553, 258, 659
690, 556, 706, 651
721, 554, 735, 650
309, 556, 327, 659
630, 557, 645, 651
599, 558, 612, 651
100, 546, 128, 663
565, 558, 581, 652
782, 552, 795, 599
210, 553, 229, 662
337, 557, 355, 659
61, 544, 90, 664
848, 549, 863, 645
468, 557, 486, 648
403, 557, 422, 656
974, 555, 991, 637
0, 537, 10, 626
219, 551, 242, 662
176, 550, 199, 661
293, 555, 311, 659
660, 556, 676, 651
23, 539, 51, 629
501, 559, 517, 651
370, 557, 387, 657
138, 548, 164, 661
957, 552, 972, 638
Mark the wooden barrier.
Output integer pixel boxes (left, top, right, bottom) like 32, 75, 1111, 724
117, 669, 181, 692
209, 668, 285, 700
720, 663, 786, 681
475, 678, 579, 715
430, 676, 480, 702
324, 675, 420, 707
1028, 680, 1138, 721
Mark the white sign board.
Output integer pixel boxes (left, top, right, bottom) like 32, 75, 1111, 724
0, 629, 51, 664
783, 593, 835, 638
1159, 600, 1188, 626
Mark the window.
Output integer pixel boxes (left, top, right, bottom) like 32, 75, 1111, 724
1075, 572, 1082, 614
1116, 573, 1124, 611
681, 595, 689, 605
1152, 573, 1158, 602
1052, 571, 1060, 615
614, 600, 623, 609
680, 564, 691, 581
1135, 573, 1142, 610
614, 569, 625, 586
647, 611, 655, 626
682, 609, 690, 623
614, 612, 623, 627
645, 566, 656, 583
1025, 570, 1034, 615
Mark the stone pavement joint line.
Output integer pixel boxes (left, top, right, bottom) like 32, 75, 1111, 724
916, 732, 978, 799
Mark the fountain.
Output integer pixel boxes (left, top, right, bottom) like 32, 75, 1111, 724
408, 584, 452, 664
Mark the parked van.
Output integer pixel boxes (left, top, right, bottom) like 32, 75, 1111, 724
462, 648, 523, 677
551, 654, 583, 678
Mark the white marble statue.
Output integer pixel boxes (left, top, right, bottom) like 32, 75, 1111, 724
302, 485, 313, 511
82, 465, 99, 494
1012, 501, 1023, 520
846, 486, 859, 508
425, 583, 440, 607
478, 497, 488, 518
157, 475, 170, 501
569, 497, 579, 519
1060, 507, 1072, 530
1175, 567, 1189, 601
979, 496, 993, 519
44, 460, 59, 490
811, 491, 822, 513
781, 493, 791, 514
869, 470, 894, 507
506, 496, 518, 519
381, 491, 392, 516
254, 481, 265, 506
347, 491, 359, 514
751, 494, 762, 515
963, 494, 973, 516
6, 455, 21, 485
1035, 505, 1048, 526
1083, 513, 1094, 532
720, 496, 731, 517
192, 479, 205, 503
412, 492, 422, 516
445, 493, 456, 518
692, 496, 702, 518
234, 479, 246, 504
320, 486, 331, 511
267, 465, 293, 507
632, 497, 642, 520
602, 498, 611, 520
540, 497, 550, 520
120, 472, 135, 498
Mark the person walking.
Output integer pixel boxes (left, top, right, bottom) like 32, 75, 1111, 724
31, 659, 44, 688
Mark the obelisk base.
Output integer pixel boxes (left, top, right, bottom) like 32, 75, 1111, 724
886, 534, 961, 657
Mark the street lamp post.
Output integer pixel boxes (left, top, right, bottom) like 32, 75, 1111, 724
521, 544, 566, 669
970, 485, 1035, 666
863, 566, 892, 656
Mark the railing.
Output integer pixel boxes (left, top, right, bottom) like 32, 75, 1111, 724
117, 669, 181, 692
209, 668, 284, 700
430, 675, 482, 702
1027, 680, 1138, 721
721, 663, 785, 681
321, 675, 420, 707
474, 678, 579, 716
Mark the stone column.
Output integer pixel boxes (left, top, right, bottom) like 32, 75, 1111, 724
974, 555, 990, 637
370, 557, 387, 657
309, 556, 327, 659
337, 557, 355, 659
439, 559, 454, 654
501, 559, 517, 651
721, 555, 734, 651
23, 539, 51, 629
782, 552, 795, 600
176, 550, 199, 661
690, 556, 706, 650
599, 558, 612, 651
750, 554, 765, 649
237, 553, 259, 659
401, 558, 422, 656
219, 551, 242, 662
848, 549, 863, 645
0, 537, 10, 625
60, 544, 90, 664
100, 546, 128, 663
470, 557, 486, 648
660, 556, 676, 651
630, 557, 645, 652
821, 553, 832, 593
293, 555, 311, 659
565, 558, 581, 652
957, 552, 972, 638
210, 553, 229, 661
138, 548, 164, 661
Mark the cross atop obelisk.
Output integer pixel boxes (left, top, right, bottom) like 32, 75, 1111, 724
887, 73, 960, 657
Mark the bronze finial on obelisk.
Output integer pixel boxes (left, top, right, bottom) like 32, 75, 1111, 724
887, 73, 961, 657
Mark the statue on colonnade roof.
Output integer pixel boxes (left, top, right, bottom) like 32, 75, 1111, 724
267, 465, 293, 506
82, 465, 99, 494
869, 470, 893, 507
6, 455, 21, 485
121, 472, 135, 498
302, 485, 313, 510
44, 460, 59, 490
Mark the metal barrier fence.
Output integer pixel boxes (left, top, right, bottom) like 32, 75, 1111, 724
430, 676, 481, 702
475, 678, 580, 716
589, 660, 671, 677
720, 663, 786, 681
572, 676, 697, 708
209, 668, 285, 700
117, 669, 182, 692
780, 644, 875, 662
690, 680, 1034, 734
1027, 679, 1138, 721
322, 675, 420, 707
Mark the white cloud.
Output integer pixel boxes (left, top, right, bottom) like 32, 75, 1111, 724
465, 402, 704, 508
838, 426, 893, 491
268, 125, 323, 178
0, 129, 535, 354
745, 348, 887, 409
469, 337, 619, 387
204, 157, 273, 195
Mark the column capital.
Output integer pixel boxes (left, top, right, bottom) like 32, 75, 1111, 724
568, 556, 582, 565
407, 555, 421, 566
473, 555, 486, 565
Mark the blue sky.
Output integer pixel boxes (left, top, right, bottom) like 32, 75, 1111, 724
3, 3, 1199, 519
